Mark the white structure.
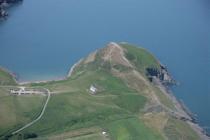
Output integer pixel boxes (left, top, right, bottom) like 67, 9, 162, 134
10, 87, 44, 96
102, 131, 107, 135
11, 87, 26, 95
90, 85, 97, 94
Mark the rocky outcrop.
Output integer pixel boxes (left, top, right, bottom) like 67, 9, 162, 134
0, 7, 8, 18
0, 0, 22, 5
0, 0, 23, 18
146, 64, 176, 85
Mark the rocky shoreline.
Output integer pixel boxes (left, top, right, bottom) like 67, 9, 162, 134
0, 0, 23, 19
161, 84, 209, 139
150, 64, 210, 140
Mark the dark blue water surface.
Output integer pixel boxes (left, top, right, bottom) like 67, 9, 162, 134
0, 0, 209, 132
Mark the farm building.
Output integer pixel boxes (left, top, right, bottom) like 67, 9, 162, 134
90, 85, 97, 94
10, 87, 44, 96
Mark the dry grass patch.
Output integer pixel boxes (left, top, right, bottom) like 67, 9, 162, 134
84, 51, 97, 64
142, 112, 169, 134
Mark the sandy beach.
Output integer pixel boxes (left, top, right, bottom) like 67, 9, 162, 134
16, 59, 84, 85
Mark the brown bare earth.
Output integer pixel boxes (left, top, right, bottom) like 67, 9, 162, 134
102, 42, 133, 67
84, 51, 97, 64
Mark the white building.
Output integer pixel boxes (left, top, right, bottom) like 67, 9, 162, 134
10, 87, 44, 96
90, 85, 97, 94
10, 87, 26, 95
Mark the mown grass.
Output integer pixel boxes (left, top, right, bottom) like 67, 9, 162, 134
0, 68, 16, 85
104, 117, 164, 140
164, 118, 200, 140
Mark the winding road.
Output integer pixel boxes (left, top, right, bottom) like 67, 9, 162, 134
12, 88, 51, 135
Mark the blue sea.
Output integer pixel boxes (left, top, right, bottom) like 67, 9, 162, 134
0, 0, 209, 133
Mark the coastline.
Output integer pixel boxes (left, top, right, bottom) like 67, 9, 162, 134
2, 58, 84, 85
67, 58, 84, 77
0, 66, 18, 84
156, 78, 210, 140
0, 52, 209, 139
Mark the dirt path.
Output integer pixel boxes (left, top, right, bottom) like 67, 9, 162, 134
11, 88, 51, 135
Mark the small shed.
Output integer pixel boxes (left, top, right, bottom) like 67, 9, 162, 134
90, 85, 97, 94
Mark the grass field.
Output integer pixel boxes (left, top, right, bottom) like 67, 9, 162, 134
164, 118, 200, 140
104, 117, 163, 140
22, 68, 148, 137
0, 87, 45, 138
0, 69, 46, 138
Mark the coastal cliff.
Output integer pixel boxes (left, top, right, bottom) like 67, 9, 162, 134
146, 64, 176, 85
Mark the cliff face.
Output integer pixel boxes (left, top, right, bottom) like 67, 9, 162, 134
103, 42, 175, 85
146, 65, 175, 85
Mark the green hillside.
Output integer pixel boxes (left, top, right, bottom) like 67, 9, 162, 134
0, 68, 17, 85
120, 43, 161, 74
0, 87, 45, 139
0, 43, 201, 140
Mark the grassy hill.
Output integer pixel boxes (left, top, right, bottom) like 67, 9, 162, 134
0, 91, 45, 138
0, 43, 201, 140
120, 43, 161, 74
0, 68, 17, 85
